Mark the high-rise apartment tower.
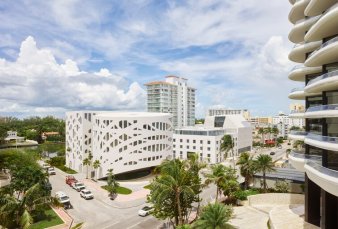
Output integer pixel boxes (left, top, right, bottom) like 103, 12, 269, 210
145, 76, 195, 128
287, 0, 338, 228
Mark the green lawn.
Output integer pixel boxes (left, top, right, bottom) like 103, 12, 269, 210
101, 185, 132, 195
29, 207, 64, 229
56, 165, 77, 174
143, 184, 151, 189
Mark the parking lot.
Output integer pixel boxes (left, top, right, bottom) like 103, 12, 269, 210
49, 168, 164, 229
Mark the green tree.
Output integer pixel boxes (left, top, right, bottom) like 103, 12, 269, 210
192, 203, 233, 229
106, 169, 119, 197
93, 160, 101, 180
293, 140, 304, 150
236, 152, 255, 189
255, 155, 275, 192
148, 159, 200, 226
258, 128, 265, 144
220, 135, 234, 166
205, 164, 236, 202
82, 158, 91, 179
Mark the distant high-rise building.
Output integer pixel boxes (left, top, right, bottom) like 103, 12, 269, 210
207, 108, 251, 121
287, 0, 338, 227
145, 76, 195, 128
289, 103, 305, 112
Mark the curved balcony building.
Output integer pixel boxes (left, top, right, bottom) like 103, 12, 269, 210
288, 0, 338, 227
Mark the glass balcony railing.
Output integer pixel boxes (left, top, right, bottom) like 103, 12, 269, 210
290, 87, 304, 93
306, 161, 338, 178
291, 65, 304, 71
289, 130, 307, 136
308, 36, 338, 59
307, 133, 338, 144
290, 151, 322, 162
306, 104, 338, 112
307, 70, 338, 86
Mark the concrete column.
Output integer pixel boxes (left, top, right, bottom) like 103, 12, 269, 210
305, 174, 321, 226
321, 190, 338, 229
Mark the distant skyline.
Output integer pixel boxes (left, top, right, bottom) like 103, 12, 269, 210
0, 0, 301, 118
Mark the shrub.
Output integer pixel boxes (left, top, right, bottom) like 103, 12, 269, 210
101, 185, 132, 195
234, 189, 259, 201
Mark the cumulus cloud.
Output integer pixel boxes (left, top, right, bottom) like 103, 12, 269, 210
0, 36, 146, 115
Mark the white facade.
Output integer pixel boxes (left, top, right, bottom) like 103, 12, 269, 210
66, 111, 173, 178
173, 115, 252, 164
145, 76, 195, 128
272, 113, 305, 137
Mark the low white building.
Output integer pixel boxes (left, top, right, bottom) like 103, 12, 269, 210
173, 115, 252, 164
272, 112, 304, 138
66, 111, 173, 178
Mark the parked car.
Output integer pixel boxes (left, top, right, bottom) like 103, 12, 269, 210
270, 152, 276, 155
80, 189, 94, 200
42, 163, 50, 170
72, 182, 86, 192
138, 206, 153, 217
66, 175, 78, 186
56, 191, 69, 203
48, 167, 56, 175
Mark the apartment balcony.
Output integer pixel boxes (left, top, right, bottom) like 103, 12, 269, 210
289, 41, 322, 63
289, 0, 311, 24
305, 70, 338, 93
289, 150, 321, 172
305, 133, 338, 151
288, 65, 322, 82
305, 36, 338, 67
289, 110, 305, 118
289, 15, 320, 43
305, 161, 338, 197
305, 3, 338, 42
305, 104, 338, 118
288, 87, 319, 100
305, 0, 337, 16
288, 130, 307, 141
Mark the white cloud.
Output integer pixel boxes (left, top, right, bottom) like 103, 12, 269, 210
0, 36, 146, 115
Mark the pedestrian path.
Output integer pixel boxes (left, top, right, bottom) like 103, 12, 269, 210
48, 207, 73, 229
229, 206, 269, 229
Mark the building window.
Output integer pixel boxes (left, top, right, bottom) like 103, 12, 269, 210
207, 141, 211, 144
207, 147, 211, 151
193, 140, 196, 143
200, 140, 203, 144
187, 139, 189, 143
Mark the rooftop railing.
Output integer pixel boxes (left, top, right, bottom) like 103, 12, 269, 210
307, 70, 338, 86
306, 161, 338, 178
306, 133, 338, 144
306, 104, 338, 112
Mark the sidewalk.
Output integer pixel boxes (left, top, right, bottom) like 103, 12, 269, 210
47, 207, 73, 229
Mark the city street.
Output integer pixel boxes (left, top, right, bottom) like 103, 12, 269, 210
49, 167, 217, 228
49, 168, 163, 229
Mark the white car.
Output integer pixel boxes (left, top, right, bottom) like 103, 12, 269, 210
80, 189, 94, 200
55, 191, 70, 204
138, 206, 152, 217
72, 182, 86, 192
42, 163, 50, 169
48, 167, 56, 175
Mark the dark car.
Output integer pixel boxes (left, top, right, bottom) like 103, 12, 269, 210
270, 152, 275, 155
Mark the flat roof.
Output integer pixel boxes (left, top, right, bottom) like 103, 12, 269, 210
254, 167, 304, 182
95, 112, 172, 118
144, 81, 174, 86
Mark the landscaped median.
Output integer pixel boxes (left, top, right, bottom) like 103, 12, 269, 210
101, 185, 132, 195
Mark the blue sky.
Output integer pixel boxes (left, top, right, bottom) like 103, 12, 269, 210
0, 0, 300, 118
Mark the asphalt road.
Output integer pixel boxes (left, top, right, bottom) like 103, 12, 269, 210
49, 168, 163, 229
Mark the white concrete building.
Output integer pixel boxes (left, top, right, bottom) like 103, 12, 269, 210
173, 115, 252, 164
145, 76, 195, 128
272, 113, 305, 138
66, 111, 173, 178
207, 108, 251, 121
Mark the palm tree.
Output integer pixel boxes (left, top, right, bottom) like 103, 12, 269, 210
93, 160, 101, 180
192, 203, 233, 229
258, 128, 265, 144
272, 127, 279, 146
255, 155, 275, 192
220, 135, 234, 167
82, 158, 91, 179
0, 183, 59, 229
236, 152, 255, 189
150, 159, 196, 226
205, 164, 230, 202
106, 169, 119, 197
